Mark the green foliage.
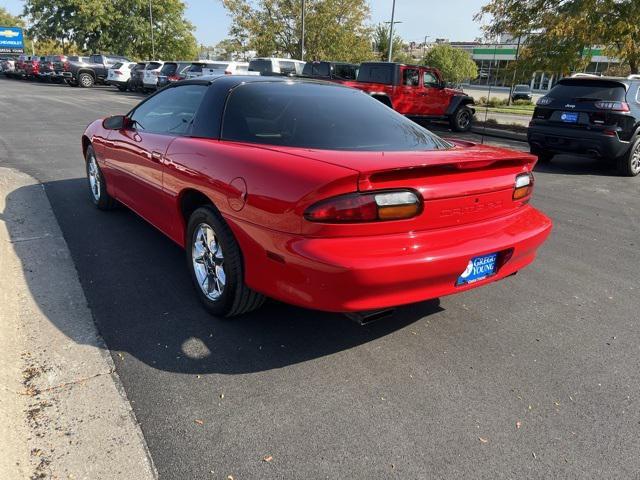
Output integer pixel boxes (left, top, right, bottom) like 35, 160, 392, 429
422, 44, 478, 83
476, 0, 640, 74
221, 0, 373, 62
22, 0, 197, 59
372, 23, 406, 62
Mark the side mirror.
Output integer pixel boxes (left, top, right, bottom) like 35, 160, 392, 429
102, 115, 128, 130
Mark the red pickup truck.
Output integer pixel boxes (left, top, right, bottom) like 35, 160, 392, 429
342, 62, 475, 132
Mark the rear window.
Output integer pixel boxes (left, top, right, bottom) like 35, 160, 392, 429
248, 59, 272, 73
549, 80, 627, 101
160, 63, 178, 75
334, 64, 357, 80
112, 62, 123, 69
278, 61, 297, 75
303, 62, 330, 77
146, 62, 162, 70
221, 82, 450, 151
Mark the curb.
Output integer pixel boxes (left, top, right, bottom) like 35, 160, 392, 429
471, 125, 528, 143
0, 167, 157, 480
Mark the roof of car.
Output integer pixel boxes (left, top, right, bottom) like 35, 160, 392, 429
558, 75, 634, 89
175, 74, 351, 91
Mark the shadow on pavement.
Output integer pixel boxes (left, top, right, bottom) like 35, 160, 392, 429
3, 178, 440, 375
533, 154, 621, 177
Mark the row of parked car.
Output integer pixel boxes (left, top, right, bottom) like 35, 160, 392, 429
1, 53, 476, 132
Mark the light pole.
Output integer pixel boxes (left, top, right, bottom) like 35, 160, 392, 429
423, 35, 430, 58
149, 0, 156, 58
301, 0, 305, 61
387, 0, 397, 62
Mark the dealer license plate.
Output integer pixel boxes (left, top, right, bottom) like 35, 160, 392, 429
560, 112, 579, 123
456, 253, 498, 286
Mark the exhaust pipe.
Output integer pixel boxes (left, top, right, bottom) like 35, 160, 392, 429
586, 149, 601, 158
345, 309, 395, 325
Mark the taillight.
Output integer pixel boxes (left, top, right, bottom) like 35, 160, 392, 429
536, 96, 552, 106
224, 70, 232, 75
114, 70, 122, 75
304, 190, 422, 223
594, 100, 630, 112
63, 61, 70, 71
513, 172, 534, 200
168, 75, 180, 81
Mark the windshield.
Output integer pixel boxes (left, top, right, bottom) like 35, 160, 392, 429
248, 59, 272, 73
222, 82, 451, 152
514, 85, 530, 92
146, 62, 162, 70
549, 80, 626, 101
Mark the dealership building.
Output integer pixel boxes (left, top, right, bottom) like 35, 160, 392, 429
450, 41, 620, 92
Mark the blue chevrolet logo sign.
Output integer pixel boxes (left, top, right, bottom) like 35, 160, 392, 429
0, 26, 25, 53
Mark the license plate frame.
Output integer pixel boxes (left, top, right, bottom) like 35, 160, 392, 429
456, 252, 499, 286
560, 111, 579, 123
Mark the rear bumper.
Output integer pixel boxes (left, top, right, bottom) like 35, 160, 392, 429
528, 124, 630, 159
229, 206, 552, 312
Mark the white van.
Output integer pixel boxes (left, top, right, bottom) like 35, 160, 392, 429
186, 61, 250, 78
248, 58, 305, 76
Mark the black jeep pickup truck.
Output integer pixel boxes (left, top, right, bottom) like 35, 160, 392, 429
62, 54, 130, 87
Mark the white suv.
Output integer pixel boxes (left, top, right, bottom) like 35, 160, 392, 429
185, 61, 251, 78
142, 61, 165, 92
248, 58, 305, 76
107, 61, 137, 91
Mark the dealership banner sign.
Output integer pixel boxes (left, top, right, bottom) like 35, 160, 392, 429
0, 26, 25, 54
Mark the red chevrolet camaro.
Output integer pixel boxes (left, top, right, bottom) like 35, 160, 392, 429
82, 76, 552, 317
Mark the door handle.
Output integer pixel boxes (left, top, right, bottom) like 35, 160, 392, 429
151, 151, 163, 163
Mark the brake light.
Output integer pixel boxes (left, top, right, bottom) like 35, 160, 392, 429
513, 172, 534, 200
225, 70, 232, 75
594, 100, 629, 112
168, 75, 180, 81
63, 61, 70, 72
304, 190, 422, 223
536, 96, 553, 106
114, 70, 122, 75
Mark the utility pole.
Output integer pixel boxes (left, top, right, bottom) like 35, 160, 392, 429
149, 0, 156, 58
301, 0, 306, 61
423, 35, 430, 58
507, 35, 522, 106
387, 0, 397, 62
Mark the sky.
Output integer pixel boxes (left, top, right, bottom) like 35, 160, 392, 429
3, 0, 487, 47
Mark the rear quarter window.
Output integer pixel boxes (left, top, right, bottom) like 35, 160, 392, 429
357, 64, 394, 84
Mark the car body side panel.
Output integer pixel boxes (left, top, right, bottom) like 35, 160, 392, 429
161, 137, 361, 245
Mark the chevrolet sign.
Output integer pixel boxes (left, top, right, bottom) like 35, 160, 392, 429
0, 26, 25, 54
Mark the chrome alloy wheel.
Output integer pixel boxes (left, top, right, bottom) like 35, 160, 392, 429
87, 153, 101, 202
192, 223, 226, 300
631, 143, 640, 175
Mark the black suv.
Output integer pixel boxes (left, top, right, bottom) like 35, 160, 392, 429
528, 76, 640, 176
301, 61, 359, 81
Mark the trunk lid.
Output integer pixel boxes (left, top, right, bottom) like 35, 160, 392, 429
269, 141, 535, 230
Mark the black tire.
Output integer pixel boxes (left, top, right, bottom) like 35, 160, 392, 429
78, 72, 94, 88
616, 137, 640, 177
186, 206, 265, 317
117, 84, 128, 92
85, 145, 116, 210
531, 147, 554, 164
450, 106, 473, 132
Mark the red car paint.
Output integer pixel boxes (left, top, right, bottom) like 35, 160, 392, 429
82, 79, 551, 313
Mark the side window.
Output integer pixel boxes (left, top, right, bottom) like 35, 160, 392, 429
90, 55, 101, 64
423, 71, 439, 87
279, 61, 297, 76
636, 85, 640, 104
403, 68, 420, 86
129, 85, 208, 136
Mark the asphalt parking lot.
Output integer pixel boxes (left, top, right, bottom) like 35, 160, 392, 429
1, 77, 639, 479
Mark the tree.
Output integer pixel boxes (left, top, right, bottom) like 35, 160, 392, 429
476, 0, 640, 74
372, 23, 405, 62
22, 0, 197, 59
221, 0, 373, 62
423, 44, 478, 84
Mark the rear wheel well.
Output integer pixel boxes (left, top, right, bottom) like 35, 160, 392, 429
180, 189, 216, 225
78, 69, 95, 79
371, 94, 392, 108
81, 136, 91, 158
